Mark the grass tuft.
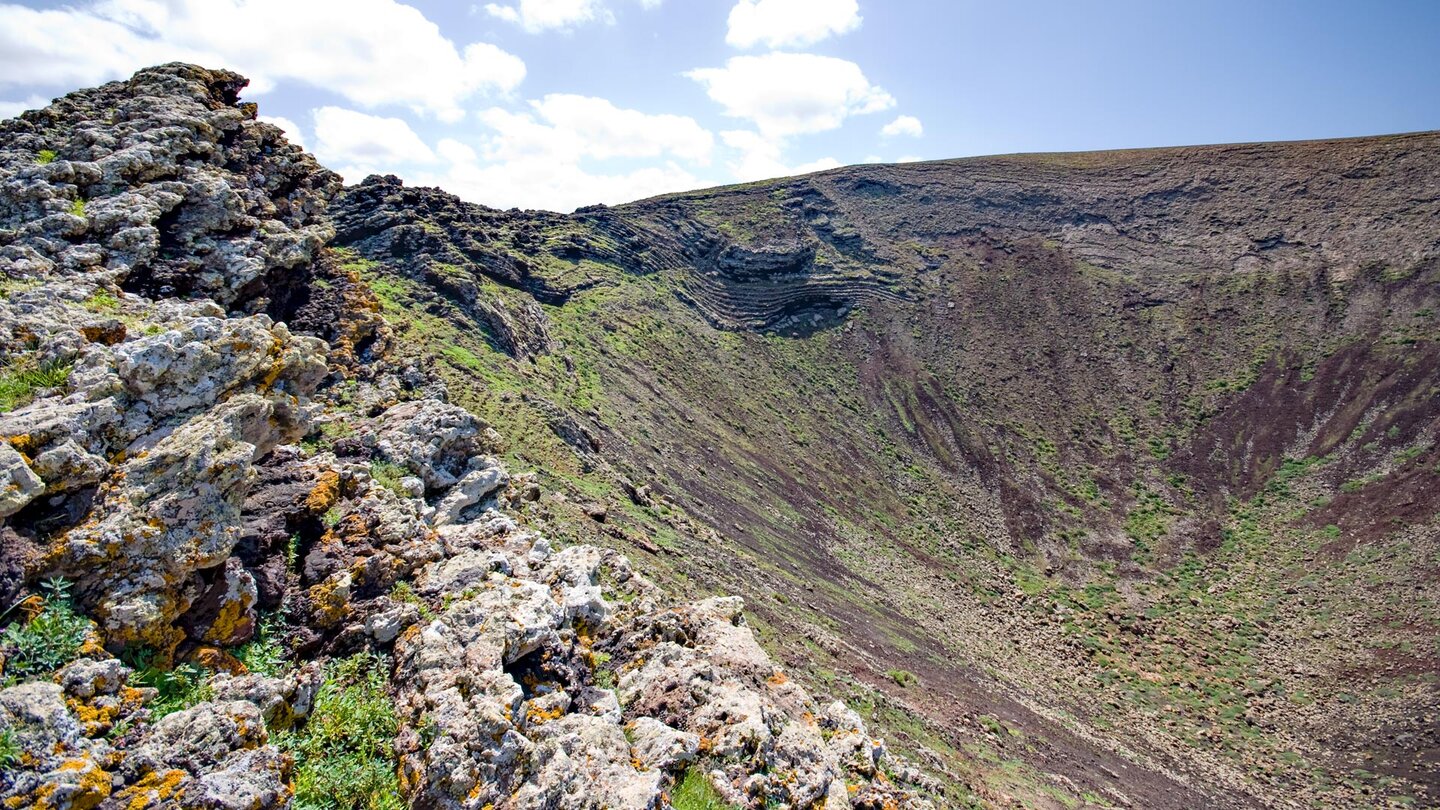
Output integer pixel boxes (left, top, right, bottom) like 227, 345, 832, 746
0, 356, 72, 413
671, 767, 739, 810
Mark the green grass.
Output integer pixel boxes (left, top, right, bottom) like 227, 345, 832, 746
70, 198, 86, 218
0, 356, 72, 412
887, 668, 918, 687
0, 579, 89, 683
36, 149, 57, 164
277, 652, 402, 810
670, 767, 739, 810
83, 289, 119, 311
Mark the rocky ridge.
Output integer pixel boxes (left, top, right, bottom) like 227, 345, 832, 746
0, 65, 937, 809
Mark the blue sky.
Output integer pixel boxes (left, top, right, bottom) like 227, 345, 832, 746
2, 0, 1437, 211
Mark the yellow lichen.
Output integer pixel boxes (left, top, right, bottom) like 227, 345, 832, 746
304, 470, 342, 514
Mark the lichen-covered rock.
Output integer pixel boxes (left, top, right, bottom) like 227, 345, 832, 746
375, 400, 493, 493
0, 63, 339, 309
0, 441, 44, 517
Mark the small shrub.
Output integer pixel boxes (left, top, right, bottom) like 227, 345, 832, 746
0, 725, 20, 767
277, 652, 402, 810
0, 356, 72, 412
235, 613, 289, 677
670, 767, 739, 810
36, 149, 57, 164
886, 668, 917, 688
388, 581, 434, 621
127, 653, 213, 720
0, 578, 90, 683
369, 460, 409, 497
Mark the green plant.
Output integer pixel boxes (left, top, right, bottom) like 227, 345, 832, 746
235, 613, 289, 677
83, 289, 119, 311
0, 356, 72, 412
388, 581, 434, 621
323, 506, 344, 528
36, 149, 57, 164
277, 652, 402, 810
670, 767, 739, 810
887, 668, 917, 687
369, 460, 409, 497
70, 198, 86, 217
127, 653, 213, 720
0, 578, 90, 683
0, 725, 19, 767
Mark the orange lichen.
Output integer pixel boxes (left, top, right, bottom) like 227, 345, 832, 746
192, 646, 245, 675
35, 758, 112, 810
4, 433, 40, 457
524, 703, 566, 725
114, 768, 188, 810
66, 697, 120, 736
304, 471, 342, 514
767, 670, 789, 686
306, 578, 351, 629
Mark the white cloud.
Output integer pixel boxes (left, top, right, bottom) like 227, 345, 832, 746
418, 149, 703, 212
0, 94, 48, 120
726, 0, 860, 49
0, 0, 525, 121
720, 130, 838, 182
687, 53, 894, 138
260, 115, 306, 149
414, 96, 714, 210
881, 114, 923, 138
313, 107, 437, 179
530, 94, 713, 163
483, 0, 612, 32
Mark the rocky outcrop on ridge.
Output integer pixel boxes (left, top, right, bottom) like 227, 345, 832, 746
0, 65, 936, 809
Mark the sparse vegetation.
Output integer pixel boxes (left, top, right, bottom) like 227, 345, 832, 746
0, 355, 72, 412
277, 652, 402, 810
128, 658, 213, 720
235, 613, 289, 677
369, 460, 410, 497
36, 149, 57, 164
887, 668, 917, 687
0, 578, 89, 683
670, 767, 739, 810
0, 726, 18, 767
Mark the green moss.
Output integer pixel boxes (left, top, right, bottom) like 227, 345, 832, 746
83, 289, 119, 312
70, 198, 86, 217
35, 149, 57, 164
